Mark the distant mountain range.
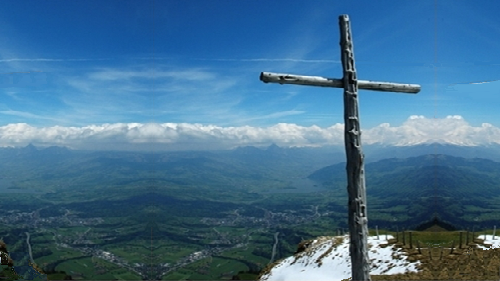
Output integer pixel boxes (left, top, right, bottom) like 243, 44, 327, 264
2, 143, 500, 231
226, 142, 500, 164
363, 142, 500, 163
5, 141, 500, 163
2, 142, 500, 187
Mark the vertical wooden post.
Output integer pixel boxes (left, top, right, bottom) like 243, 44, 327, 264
259, 14, 420, 281
493, 225, 496, 240
450, 240, 455, 254
459, 232, 463, 249
376, 225, 379, 240
396, 226, 399, 243
409, 231, 413, 249
339, 14, 371, 281
472, 226, 475, 243
402, 230, 406, 246
416, 240, 422, 254
466, 229, 469, 245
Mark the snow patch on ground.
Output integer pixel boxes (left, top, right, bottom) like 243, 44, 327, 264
476, 234, 500, 250
259, 235, 421, 281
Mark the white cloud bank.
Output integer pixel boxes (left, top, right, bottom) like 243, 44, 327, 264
0, 115, 499, 151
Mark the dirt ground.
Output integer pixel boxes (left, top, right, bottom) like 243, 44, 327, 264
369, 237, 500, 280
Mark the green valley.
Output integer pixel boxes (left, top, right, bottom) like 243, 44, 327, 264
1, 145, 500, 280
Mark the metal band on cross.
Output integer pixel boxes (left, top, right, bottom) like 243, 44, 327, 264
259, 14, 420, 280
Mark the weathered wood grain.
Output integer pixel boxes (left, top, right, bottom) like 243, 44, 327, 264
259, 13, 420, 281
339, 14, 372, 281
260, 72, 421, 93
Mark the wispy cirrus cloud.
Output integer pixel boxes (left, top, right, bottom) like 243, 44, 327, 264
194, 58, 340, 63
0, 58, 111, 63
237, 110, 306, 123
0, 110, 65, 123
447, 79, 499, 87
87, 68, 217, 81
58, 65, 245, 125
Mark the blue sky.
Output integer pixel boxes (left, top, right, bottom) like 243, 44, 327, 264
0, 0, 499, 150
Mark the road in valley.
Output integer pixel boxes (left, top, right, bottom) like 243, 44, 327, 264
269, 232, 279, 264
25, 232, 34, 263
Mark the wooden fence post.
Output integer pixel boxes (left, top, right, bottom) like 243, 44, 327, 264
409, 231, 413, 249
472, 226, 475, 243
440, 246, 443, 260
493, 225, 496, 240
402, 230, 406, 246
376, 225, 379, 240
466, 229, 469, 245
416, 240, 421, 254
450, 240, 455, 255
459, 231, 463, 249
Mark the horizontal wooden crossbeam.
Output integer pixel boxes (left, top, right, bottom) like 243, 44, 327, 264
260, 72, 421, 94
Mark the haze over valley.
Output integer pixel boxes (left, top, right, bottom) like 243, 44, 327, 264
2, 143, 500, 279
2, 1, 500, 279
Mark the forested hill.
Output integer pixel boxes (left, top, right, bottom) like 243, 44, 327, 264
307, 154, 500, 230
308, 154, 500, 199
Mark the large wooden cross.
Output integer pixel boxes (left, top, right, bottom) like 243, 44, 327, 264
259, 15, 420, 281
